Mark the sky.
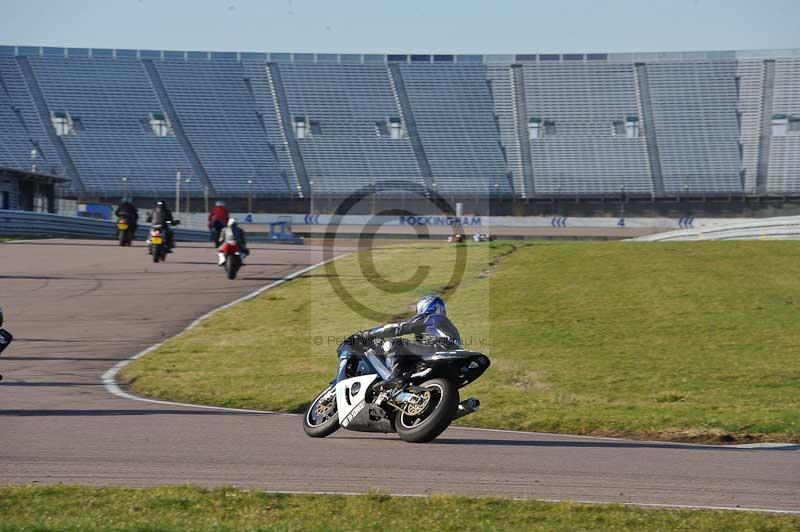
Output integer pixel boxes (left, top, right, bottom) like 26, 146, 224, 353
1, 0, 798, 55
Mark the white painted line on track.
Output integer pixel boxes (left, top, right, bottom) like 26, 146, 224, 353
101, 254, 344, 414
102, 248, 800, 453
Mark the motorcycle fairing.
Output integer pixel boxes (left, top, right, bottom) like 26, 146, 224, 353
336, 375, 378, 427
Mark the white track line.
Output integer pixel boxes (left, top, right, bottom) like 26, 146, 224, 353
102, 251, 800, 454
101, 255, 342, 414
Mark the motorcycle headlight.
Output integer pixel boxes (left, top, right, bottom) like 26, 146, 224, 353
382, 340, 393, 353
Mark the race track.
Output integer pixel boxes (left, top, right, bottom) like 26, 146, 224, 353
0, 239, 798, 513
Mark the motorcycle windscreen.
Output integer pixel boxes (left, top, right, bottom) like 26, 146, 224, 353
335, 375, 377, 427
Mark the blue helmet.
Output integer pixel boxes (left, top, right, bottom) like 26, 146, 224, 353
416, 294, 446, 316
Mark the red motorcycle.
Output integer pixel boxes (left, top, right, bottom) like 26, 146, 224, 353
219, 241, 242, 279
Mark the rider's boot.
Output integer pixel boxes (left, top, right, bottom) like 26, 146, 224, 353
217, 252, 225, 266
373, 366, 407, 393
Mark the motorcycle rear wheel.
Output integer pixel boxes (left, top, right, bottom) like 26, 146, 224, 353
225, 255, 240, 280
395, 378, 459, 443
303, 384, 340, 438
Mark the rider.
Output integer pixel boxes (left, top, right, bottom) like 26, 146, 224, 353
146, 200, 175, 251
208, 200, 229, 244
115, 197, 139, 234
217, 217, 249, 266
353, 294, 460, 391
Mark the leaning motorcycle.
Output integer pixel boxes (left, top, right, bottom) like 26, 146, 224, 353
116, 214, 135, 246
303, 336, 490, 443
147, 219, 179, 263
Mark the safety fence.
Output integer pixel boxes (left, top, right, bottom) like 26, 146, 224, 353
0, 210, 209, 242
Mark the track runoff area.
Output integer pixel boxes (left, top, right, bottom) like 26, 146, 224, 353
0, 237, 798, 518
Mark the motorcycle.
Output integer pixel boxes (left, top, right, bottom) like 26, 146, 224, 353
0, 306, 13, 382
303, 336, 490, 443
220, 241, 242, 280
147, 219, 179, 263
116, 214, 135, 246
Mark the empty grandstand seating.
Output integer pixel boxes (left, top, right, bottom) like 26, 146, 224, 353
398, 62, 511, 195
0, 46, 798, 200
153, 60, 290, 196
645, 60, 742, 194
277, 62, 425, 195
519, 62, 653, 195
487, 64, 526, 195
0, 57, 64, 179
27, 56, 196, 196
768, 58, 800, 193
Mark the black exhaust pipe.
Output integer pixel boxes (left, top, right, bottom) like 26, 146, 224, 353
453, 397, 480, 420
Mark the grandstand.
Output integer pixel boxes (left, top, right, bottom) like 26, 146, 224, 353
0, 45, 799, 213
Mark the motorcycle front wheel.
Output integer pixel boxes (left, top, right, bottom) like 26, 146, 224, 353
395, 378, 459, 443
302, 384, 340, 438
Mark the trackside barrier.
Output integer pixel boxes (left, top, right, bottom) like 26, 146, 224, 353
0, 210, 209, 242
634, 216, 800, 241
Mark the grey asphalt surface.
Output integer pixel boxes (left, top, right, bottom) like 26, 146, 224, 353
0, 239, 798, 513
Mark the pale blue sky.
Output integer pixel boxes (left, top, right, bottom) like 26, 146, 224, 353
1, 0, 798, 54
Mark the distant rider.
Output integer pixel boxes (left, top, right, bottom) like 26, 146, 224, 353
115, 198, 139, 234
352, 295, 460, 391
146, 200, 175, 251
208, 200, 229, 244
217, 217, 249, 266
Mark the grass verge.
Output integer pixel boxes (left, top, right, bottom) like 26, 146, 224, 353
124, 241, 800, 443
1, 486, 798, 531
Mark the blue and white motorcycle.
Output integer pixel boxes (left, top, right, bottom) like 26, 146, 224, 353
303, 335, 490, 443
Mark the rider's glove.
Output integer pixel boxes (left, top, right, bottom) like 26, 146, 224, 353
351, 331, 371, 347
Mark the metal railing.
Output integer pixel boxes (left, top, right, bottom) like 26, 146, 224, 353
0, 210, 209, 242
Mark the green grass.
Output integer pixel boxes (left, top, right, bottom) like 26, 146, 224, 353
1, 486, 797, 531
124, 241, 800, 443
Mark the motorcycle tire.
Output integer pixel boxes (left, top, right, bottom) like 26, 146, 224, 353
395, 378, 459, 443
152, 245, 162, 263
225, 255, 240, 280
302, 384, 340, 438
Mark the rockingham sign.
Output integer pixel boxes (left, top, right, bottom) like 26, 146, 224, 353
398, 215, 482, 227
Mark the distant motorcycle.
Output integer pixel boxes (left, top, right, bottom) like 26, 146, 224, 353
0, 306, 13, 382
116, 214, 135, 246
303, 336, 490, 443
219, 241, 243, 280
147, 220, 179, 263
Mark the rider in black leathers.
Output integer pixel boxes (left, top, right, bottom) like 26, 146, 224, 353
353, 295, 460, 391
146, 200, 175, 250
115, 198, 139, 235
